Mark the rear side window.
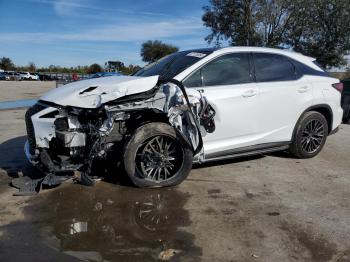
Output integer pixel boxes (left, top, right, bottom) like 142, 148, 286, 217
291, 59, 330, 77
254, 53, 296, 82
184, 53, 251, 87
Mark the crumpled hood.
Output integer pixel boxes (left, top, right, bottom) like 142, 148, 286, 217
40, 75, 159, 108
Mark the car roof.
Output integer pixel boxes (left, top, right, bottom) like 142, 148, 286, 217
209, 46, 319, 71
182, 47, 219, 53
174, 46, 324, 80
181, 46, 313, 62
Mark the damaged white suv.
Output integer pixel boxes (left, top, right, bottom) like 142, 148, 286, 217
25, 47, 343, 187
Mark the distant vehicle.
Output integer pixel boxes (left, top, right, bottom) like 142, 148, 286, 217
37, 73, 55, 81
6, 71, 22, 81
30, 73, 40, 80
19, 72, 39, 80
0, 72, 10, 80
89, 72, 121, 79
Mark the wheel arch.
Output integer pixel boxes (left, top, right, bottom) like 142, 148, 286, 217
125, 109, 169, 133
293, 104, 333, 139
124, 109, 199, 155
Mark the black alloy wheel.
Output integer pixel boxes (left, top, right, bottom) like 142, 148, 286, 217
136, 135, 183, 182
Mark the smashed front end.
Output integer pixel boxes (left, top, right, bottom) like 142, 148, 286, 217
24, 77, 215, 180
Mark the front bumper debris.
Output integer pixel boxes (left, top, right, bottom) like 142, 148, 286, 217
17, 79, 216, 194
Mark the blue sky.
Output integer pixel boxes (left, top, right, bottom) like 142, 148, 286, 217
0, 0, 212, 67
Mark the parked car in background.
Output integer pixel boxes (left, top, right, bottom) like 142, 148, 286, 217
89, 72, 121, 79
6, 71, 22, 81
37, 73, 59, 81
25, 47, 343, 188
30, 73, 40, 80
341, 80, 350, 123
0, 72, 10, 80
19, 72, 39, 80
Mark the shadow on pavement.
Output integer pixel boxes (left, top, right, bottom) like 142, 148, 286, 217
0, 136, 45, 193
0, 136, 292, 183
0, 136, 202, 261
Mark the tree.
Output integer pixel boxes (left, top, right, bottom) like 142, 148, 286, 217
105, 61, 125, 72
28, 62, 36, 72
203, 0, 262, 46
0, 57, 15, 71
141, 40, 179, 63
289, 0, 350, 68
120, 64, 142, 75
202, 0, 350, 68
87, 63, 103, 74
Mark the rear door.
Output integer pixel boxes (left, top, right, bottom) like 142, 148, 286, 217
252, 53, 313, 144
183, 52, 261, 158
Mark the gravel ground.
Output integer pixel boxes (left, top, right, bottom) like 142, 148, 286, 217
0, 81, 55, 101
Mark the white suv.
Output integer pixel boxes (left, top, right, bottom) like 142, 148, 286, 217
24, 47, 343, 188
19, 72, 39, 80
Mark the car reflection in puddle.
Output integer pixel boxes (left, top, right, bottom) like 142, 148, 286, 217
33, 183, 201, 261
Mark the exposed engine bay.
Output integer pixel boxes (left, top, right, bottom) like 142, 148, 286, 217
22, 76, 215, 192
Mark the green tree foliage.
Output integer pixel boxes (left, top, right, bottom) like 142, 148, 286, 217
0, 57, 15, 71
0, 57, 143, 75
141, 40, 179, 63
288, 0, 350, 68
203, 0, 350, 68
87, 63, 103, 74
203, 0, 262, 46
119, 64, 142, 75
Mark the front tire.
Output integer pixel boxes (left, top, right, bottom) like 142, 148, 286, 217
123, 122, 193, 188
290, 111, 328, 158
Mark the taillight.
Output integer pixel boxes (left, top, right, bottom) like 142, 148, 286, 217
332, 82, 343, 93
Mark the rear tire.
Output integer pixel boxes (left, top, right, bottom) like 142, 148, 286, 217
290, 111, 328, 158
123, 122, 193, 188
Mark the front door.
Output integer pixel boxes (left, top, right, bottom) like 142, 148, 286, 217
183, 52, 260, 158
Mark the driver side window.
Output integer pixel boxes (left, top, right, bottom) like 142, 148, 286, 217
183, 53, 251, 87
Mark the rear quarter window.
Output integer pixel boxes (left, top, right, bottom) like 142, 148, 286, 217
253, 53, 296, 82
291, 59, 330, 77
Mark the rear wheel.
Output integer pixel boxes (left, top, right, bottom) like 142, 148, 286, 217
290, 111, 328, 158
123, 122, 193, 188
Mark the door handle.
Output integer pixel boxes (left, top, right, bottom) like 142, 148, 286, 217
242, 89, 257, 98
298, 86, 310, 93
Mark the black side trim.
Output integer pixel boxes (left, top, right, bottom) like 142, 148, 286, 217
205, 141, 290, 160
329, 126, 339, 135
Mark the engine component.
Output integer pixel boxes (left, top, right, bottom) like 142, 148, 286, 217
56, 130, 86, 147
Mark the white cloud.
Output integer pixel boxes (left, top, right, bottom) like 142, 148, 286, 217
28, 0, 170, 18
0, 17, 205, 43
53, 0, 86, 16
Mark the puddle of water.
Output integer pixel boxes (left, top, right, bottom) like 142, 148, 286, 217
0, 99, 37, 110
1, 183, 201, 261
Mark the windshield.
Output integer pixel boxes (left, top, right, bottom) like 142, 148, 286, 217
133, 50, 213, 80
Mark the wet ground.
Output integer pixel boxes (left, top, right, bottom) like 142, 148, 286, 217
0, 106, 350, 261
1, 183, 200, 261
0, 99, 37, 110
